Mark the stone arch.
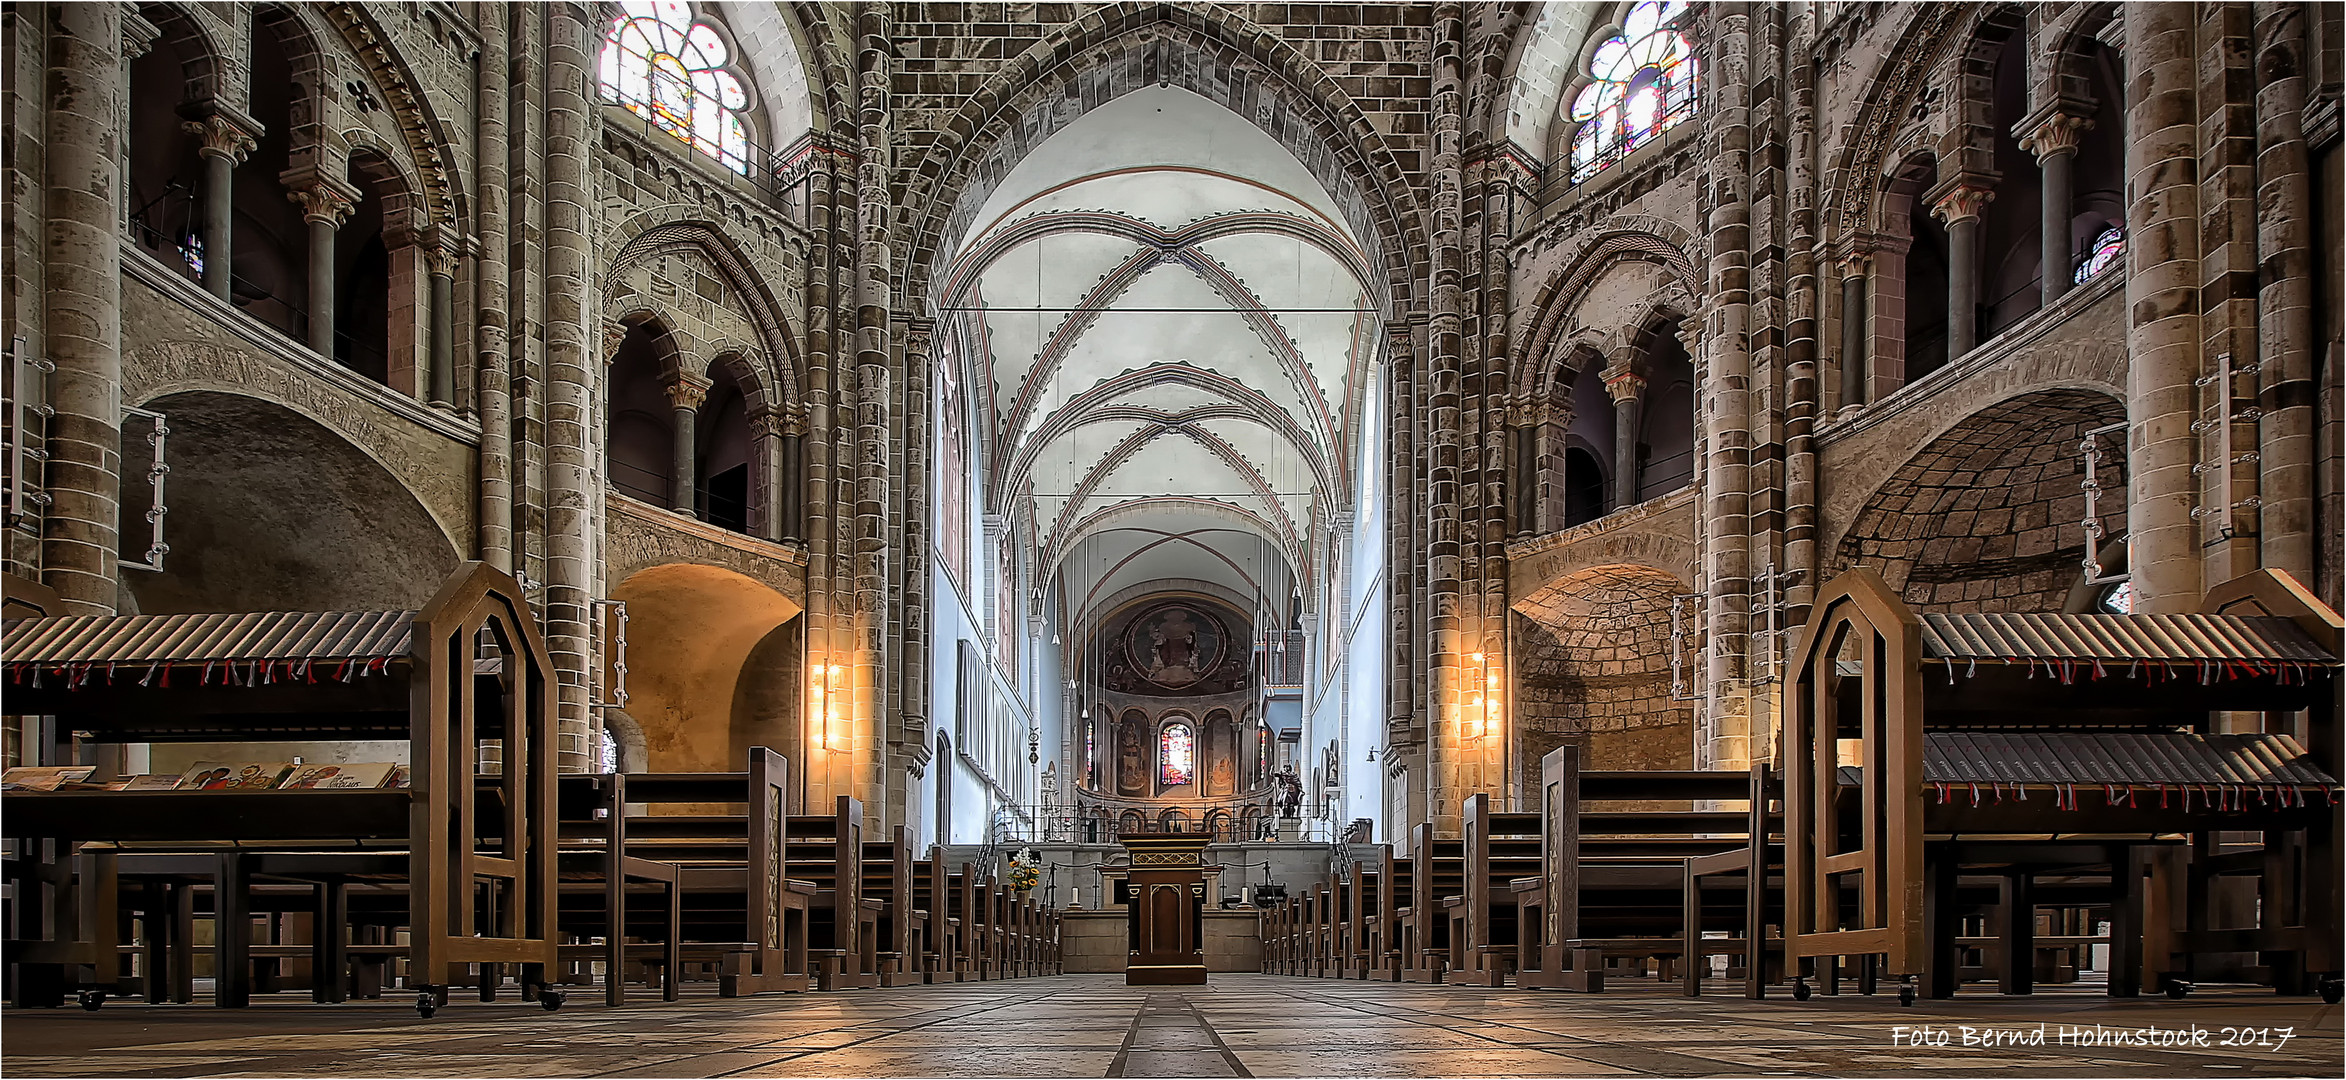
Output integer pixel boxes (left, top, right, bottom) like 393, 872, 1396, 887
1510, 562, 1695, 790
1824, 4, 1969, 244
602, 708, 651, 773
606, 314, 690, 509
900, 4, 1426, 314
612, 563, 805, 775
604, 216, 805, 405
1833, 388, 2125, 615
134, 2, 224, 102
316, 4, 466, 228
124, 4, 222, 283
781, 1, 852, 134
1493, 1, 1605, 157
1513, 219, 1699, 394
118, 390, 459, 616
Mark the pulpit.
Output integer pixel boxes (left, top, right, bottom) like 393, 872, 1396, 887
1118, 831, 1211, 985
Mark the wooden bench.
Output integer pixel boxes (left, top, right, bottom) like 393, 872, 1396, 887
784, 795, 881, 990
1444, 794, 1543, 986
1397, 823, 1464, 983
913, 851, 963, 982
618, 748, 813, 997
861, 826, 916, 986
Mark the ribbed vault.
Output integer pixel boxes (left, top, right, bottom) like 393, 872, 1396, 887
940, 86, 1381, 622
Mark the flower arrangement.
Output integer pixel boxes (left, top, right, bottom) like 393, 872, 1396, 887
1007, 859, 1040, 892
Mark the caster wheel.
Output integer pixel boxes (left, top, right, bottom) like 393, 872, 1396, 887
77, 991, 105, 1011
2165, 980, 2190, 1000
416, 992, 438, 1019
2320, 980, 2342, 1005
1793, 981, 1812, 1001
1899, 986, 1917, 1007
540, 990, 564, 1012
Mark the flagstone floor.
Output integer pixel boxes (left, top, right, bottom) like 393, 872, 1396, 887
4, 973, 2338, 1077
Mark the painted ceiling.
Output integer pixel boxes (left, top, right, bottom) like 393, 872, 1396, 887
940, 86, 1379, 625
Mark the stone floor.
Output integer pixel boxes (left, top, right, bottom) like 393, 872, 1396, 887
3, 974, 2339, 1078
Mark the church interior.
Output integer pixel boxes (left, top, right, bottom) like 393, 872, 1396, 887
3, 1, 2343, 1076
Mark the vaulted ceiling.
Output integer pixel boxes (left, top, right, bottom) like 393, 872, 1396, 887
939, 86, 1379, 625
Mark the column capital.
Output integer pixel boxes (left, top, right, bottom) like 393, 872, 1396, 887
1927, 179, 1995, 225
1601, 366, 1647, 404
283, 174, 361, 227
1836, 250, 1872, 278
1508, 392, 1571, 429
178, 102, 262, 165
122, 11, 162, 62
2016, 111, 2092, 160
664, 372, 712, 411
603, 319, 631, 362
748, 410, 790, 439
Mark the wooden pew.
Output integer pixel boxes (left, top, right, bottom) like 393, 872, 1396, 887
912, 850, 962, 982
1517, 744, 1771, 993
1398, 823, 1464, 983
619, 748, 814, 997
785, 795, 880, 990
861, 826, 917, 986
1365, 846, 1413, 981
1445, 793, 1544, 986
1338, 863, 1379, 979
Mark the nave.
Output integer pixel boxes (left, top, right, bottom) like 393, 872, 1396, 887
4, 974, 2336, 1079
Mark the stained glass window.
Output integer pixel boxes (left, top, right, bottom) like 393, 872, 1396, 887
1568, 0, 1698, 183
599, 0, 753, 174
2073, 226, 2124, 285
1159, 723, 1195, 787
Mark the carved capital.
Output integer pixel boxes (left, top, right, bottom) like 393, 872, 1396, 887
664, 373, 712, 411
747, 410, 789, 439
781, 405, 811, 437
602, 320, 630, 362
1601, 368, 1648, 405
424, 244, 459, 278
180, 106, 261, 164
1837, 251, 1872, 279
2017, 112, 2092, 159
122, 11, 162, 62
285, 180, 360, 227
1929, 183, 1995, 225
1509, 393, 1572, 429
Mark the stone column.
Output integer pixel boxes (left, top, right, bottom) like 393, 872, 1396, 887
284, 177, 357, 357
427, 241, 458, 408
1601, 366, 1646, 509
1422, 1, 1470, 837
1698, 2, 1755, 773
780, 407, 807, 542
1930, 181, 1993, 362
664, 373, 709, 516
2124, 1, 2204, 613
179, 105, 259, 302
2019, 110, 2091, 306
474, 3, 515, 573
1837, 252, 1869, 412
748, 410, 788, 542
2253, 1, 2317, 584
1527, 397, 1570, 533
544, 0, 605, 769
40, 2, 125, 614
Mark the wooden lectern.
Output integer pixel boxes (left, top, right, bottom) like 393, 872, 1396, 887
1118, 831, 1211, 985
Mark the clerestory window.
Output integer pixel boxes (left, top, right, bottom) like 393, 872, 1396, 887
599, 0, 754, 174
1567, 0, 1699, 183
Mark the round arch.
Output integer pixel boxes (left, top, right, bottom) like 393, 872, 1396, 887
120, 390, 459, 615
612, 562, 806, 776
